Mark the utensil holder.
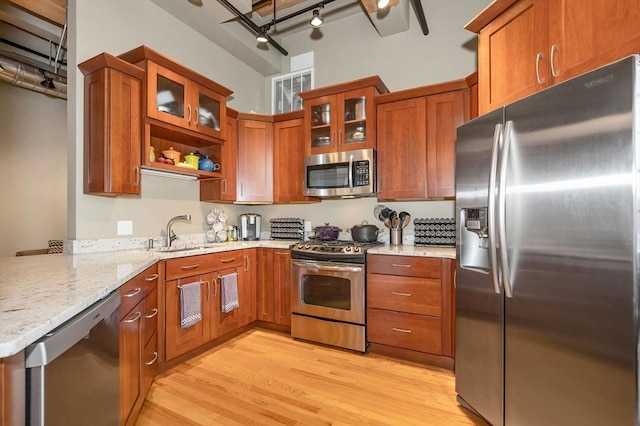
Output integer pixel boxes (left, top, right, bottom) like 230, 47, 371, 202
390, 228, 403, 246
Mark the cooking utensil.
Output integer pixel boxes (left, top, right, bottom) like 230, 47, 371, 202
351, 220, 379, 242
373, 205, 386, 221
384, 218, 392, 229
314, 224, 341, 241
398, 211, 411, 229
392, 217, 399, 229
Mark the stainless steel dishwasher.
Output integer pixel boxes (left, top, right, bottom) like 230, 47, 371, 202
25, 290, 121, 426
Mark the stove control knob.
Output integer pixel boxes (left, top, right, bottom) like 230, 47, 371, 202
297, 243, 304, 249
344, 246, 352, 252
354, 247, 361, 253
304, 244, 310, 249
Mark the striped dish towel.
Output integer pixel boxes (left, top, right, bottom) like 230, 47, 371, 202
221, 272, 239, 313
180, 281, 202, 329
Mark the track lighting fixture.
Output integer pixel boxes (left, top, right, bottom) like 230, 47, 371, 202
40, 71, 55, 89
310, 9, 323, 27
377, 0, 390, 8
256, 27, 269, 43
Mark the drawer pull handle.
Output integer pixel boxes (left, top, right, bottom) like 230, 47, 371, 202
124, 311, 141, 323
180, 264, 200, 271
145, 308, 158, 319
145, 351, 159, 366
123, 287, 141, 298
392, 263, 412, 268
145, 273, 159, 282
392, 327, 412, 334
221, 258, 236, 263
392, 291, 412, 297
274, 251, 289, 255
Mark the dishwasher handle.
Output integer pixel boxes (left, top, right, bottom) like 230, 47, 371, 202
25, 291, 121, 368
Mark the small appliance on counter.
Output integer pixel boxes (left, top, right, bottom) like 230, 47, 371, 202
240, 213, 261, 240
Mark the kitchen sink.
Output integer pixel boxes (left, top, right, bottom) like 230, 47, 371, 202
155, 246, 201, 253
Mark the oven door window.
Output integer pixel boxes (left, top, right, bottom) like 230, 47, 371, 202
307, 163, 349, 189
302, 274, 351, 310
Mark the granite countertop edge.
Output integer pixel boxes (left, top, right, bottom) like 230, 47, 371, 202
0, 241, 454, 358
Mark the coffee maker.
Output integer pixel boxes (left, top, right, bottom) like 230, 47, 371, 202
240, 213, 261, 240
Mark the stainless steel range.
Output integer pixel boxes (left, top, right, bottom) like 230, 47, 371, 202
290, 240, 382, 352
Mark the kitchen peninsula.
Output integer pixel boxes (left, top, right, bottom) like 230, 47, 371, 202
0, 240, 454, 425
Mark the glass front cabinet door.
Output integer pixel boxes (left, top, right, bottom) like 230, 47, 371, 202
146, 62, 224, 140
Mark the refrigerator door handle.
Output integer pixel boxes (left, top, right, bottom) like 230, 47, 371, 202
487, 123, 503, 295
498, 120, 514, 298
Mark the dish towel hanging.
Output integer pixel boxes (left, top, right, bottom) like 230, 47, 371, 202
180, 281, 202, 329
221, 272, 239, 313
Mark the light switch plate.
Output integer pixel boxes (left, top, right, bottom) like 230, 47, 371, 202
117, 220, 133, 236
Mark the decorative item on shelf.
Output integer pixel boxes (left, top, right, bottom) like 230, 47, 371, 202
162, 147, 181, 164
198, 156, 215, 172
184, 152, 199, 169
149, 146, 155, 163
156, 153, 174, 165
414, 217, 456, 246
349, 126, 365, 141
176, 161, 196, 169
270, 217, 304, 240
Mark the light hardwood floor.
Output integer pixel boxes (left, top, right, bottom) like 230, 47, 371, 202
136, 329, 486, 425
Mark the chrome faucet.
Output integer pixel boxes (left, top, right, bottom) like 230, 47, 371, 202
165, 214, 191, 248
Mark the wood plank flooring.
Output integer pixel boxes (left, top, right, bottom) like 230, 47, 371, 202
136, 329, 486, 425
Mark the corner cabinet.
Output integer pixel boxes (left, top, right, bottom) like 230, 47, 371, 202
366, 254, 456, 370
273, 112, 320, 204
299, 76, 389, 155
236, 114, 274, 203
376, 79, 469, 201
467, 0, 640, 114
257, 248, 291, 327
78, 53, 144, 196
118, 46, 233, 180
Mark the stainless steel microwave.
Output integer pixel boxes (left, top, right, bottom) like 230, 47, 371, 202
303, 148, 376, 198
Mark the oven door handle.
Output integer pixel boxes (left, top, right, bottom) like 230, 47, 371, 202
292, 260, 363, 273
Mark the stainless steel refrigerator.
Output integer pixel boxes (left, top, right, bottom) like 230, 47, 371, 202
455, 55, 639, 426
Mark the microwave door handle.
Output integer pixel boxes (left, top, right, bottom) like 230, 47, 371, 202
348, 155, 354, 189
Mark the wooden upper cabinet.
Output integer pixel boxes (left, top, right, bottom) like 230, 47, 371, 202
547, 0, 640, 85
300, 76, 388, 155
236, 115, 273, 203
79, 53, 144, 196
468, 0, 640, 114
426, 91, 466, 198
376, 80, 469, 201
118, 46, 232, 180
200, 111, 238, 203
273, 112, 320, 203
475, 0, 549, 114
377, 97, 428, 200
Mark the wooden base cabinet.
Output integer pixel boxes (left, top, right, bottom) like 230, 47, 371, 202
257, 249, 291, 326
119, 263, 159, 426
366, 254, 455, 369
164, 251, 253, 360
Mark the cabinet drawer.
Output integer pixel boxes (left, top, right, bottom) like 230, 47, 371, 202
119, 271, 146, 317
143, 287, 158, 347
142, 331, 158, 395
367, 255, 441, 278
165, 251, 243, 280
367, 308, 441, 354
142, 264, 159, 297
367, 274, 441, 317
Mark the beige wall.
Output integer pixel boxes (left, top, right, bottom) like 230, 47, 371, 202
0, 82, 67, 257
6, 0, 488, 248
69, 0, 266, 240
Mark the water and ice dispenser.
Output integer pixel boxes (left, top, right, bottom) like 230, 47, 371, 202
459, 207, 490, 273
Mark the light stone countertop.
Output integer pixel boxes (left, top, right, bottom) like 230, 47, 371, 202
367, 245, 456, 259
0, 239, 452, 358
0, 240, 294, 358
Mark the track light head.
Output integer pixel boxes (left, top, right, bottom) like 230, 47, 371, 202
377, 0, 390, 8
310, 9, 323, 27
256, 26, 269, 43
40, 71, 55, 89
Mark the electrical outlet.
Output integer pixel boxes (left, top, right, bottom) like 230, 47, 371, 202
117, 220, 133, 236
